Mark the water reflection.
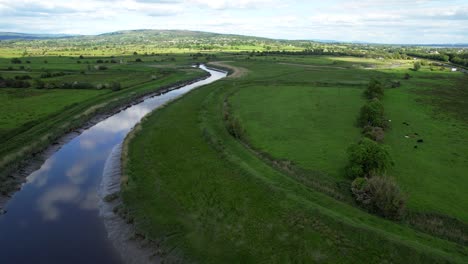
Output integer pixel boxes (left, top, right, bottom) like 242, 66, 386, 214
0, 66, 226, 264
37, 184, 80, 221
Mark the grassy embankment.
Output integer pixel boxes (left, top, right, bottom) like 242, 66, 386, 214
0, 54, 208, 194
122, 56, 468, 262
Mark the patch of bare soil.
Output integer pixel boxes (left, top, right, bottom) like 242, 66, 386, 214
209, 61, 249, 78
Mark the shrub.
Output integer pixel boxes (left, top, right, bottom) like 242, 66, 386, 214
346, 138, 392, 179
11, 58, 22, 64
0, 78, 31, 88
403, 73, 411, 80
110, 82, 121, 91
34, 79, 45, 89
15, 75, 32, 80
364, 79, 384, 99
351, 177, 372, 205
363, 126, 385, 142
226, 116, 245, 140
357, 98, 386, 128
413, 61, 421, 71
351, 176, 406, 220
390, 81, 400, 88
135, 58, 143, 62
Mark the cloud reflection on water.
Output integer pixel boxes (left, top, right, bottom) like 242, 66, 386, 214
37, 184, 80, 221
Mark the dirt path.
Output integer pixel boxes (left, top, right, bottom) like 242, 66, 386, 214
209, 61, 248, 78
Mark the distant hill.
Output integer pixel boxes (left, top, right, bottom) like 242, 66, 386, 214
2, 30, 467, 47
0, 29, 305, 52
0, 32, 76, 40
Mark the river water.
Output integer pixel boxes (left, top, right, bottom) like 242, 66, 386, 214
0, 66, 226, 264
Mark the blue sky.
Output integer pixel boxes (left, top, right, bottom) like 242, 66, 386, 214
0, 0, 467, 44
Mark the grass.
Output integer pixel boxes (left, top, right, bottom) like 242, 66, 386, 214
0, 88, 105, 133
0, 54, 208, 194
122, 56, 468, 262
226, 59, 468, 223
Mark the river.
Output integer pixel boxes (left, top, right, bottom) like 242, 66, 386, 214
0, 65, 226, 263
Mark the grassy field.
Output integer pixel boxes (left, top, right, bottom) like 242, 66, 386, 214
122, 55, 468, 262
0, 54, 208, 194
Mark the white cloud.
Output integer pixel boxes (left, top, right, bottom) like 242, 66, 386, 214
186, 0, 280, 10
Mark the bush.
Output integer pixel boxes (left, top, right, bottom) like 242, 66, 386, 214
34, 79, 45, 89
40, 71, 66, 79
11, 58, 22, 64
390, 81, 400, 88
357, 98, 386, 128
226, 116, 245, 140
0, 78, 31, 88
364, 79, 384, 99
15, 75, 32, 80
351, 177, 406, 219
346, 138, 392, 179
363, 126, 385, 142
413, 61, 421, 71
110, 82, 121, 91
135, 58, 143, 62
403, 73, 411, 80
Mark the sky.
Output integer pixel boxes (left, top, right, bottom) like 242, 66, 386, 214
0, 0, 467, 44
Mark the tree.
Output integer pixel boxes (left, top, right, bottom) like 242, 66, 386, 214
346, 138, 392, 179
364, 79, 384, 99
357, 98, 386, 128
413, 61, 421, 71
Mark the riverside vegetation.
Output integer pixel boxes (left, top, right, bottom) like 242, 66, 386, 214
1, 30, 467, 262
121, 53, 468, 262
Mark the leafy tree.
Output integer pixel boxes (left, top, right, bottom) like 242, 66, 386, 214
346, 138, 392, 179
364, 79, 384, 99
413, 61, 421, 71
357, 98, 386, 128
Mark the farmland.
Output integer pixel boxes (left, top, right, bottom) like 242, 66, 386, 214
0, 30, 467, 263
0, 53, 208, 194
122, 54, 468, 262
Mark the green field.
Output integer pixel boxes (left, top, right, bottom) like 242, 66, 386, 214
0, 54, 208, 194
1, 30, 467, 262
122, 56, 468, 262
